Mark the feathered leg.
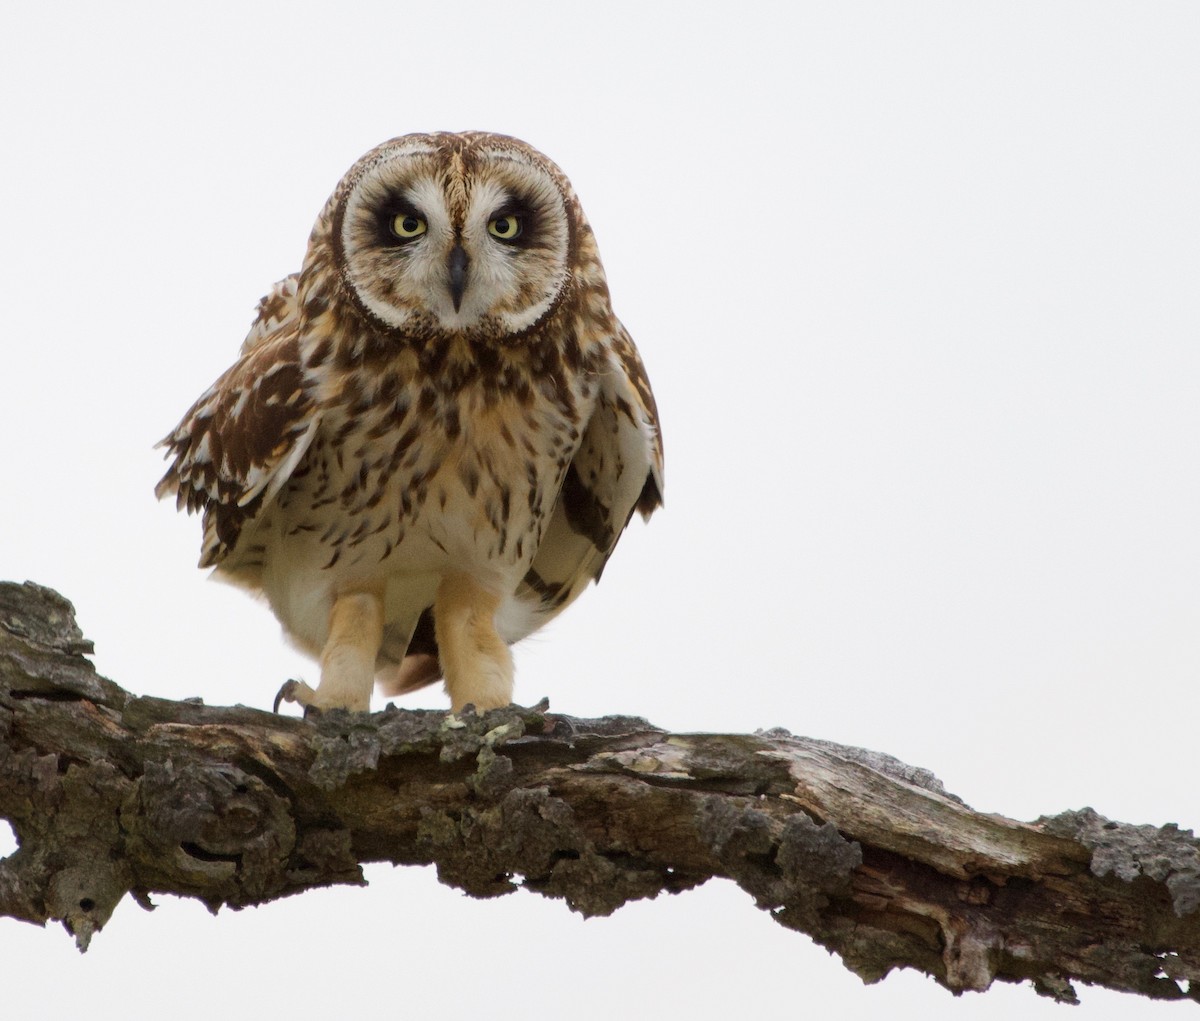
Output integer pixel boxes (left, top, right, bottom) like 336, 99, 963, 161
275, 590, 383, 713
434, 574, 514, 712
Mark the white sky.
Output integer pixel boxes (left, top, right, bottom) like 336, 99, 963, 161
2, 2, 1198, 1017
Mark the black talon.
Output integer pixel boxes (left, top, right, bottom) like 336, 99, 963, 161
273, 679, 299, 714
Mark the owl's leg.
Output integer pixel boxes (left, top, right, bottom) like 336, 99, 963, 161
275, 591, 384, 713
434, 573, 514, 712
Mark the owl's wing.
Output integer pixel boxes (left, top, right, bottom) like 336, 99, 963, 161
156, 276, 321, 570
506, 324, 664, 638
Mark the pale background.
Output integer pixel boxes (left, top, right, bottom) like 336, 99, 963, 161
1, 2, 1197, 1017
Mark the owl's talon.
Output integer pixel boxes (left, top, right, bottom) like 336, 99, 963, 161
272, 680, 295, 713
273, 678, 317, 714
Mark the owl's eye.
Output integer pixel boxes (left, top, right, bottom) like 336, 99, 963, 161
389, 213, 427, 241
487, 214, 522, 241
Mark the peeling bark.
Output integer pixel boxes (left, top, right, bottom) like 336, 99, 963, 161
1, 580, 1198, 1004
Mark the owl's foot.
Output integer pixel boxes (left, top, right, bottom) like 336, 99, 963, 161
274, 591, 384, 716
434, 573, 515, 712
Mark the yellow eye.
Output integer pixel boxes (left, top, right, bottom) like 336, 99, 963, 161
487, 214, 522, 240
390, 213, 427, 240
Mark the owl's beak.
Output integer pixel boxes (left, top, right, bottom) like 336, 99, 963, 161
447, 243, 469, 312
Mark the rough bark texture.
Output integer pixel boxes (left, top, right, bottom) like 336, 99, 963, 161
1, 580, 1198, 1004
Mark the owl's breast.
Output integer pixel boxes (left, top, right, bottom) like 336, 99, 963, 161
266, 366, 595, 591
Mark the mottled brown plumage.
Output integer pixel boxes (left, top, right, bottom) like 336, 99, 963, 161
157, 132, 662, 712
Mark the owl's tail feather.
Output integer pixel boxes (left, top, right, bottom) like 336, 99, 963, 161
376, 653, 443, 696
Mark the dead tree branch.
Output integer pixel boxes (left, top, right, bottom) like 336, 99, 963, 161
1, 580, 1198, 1004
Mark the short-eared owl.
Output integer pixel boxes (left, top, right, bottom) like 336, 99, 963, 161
157, 132, 663, 714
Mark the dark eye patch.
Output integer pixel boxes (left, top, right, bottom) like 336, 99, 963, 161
489, 197, 538, 248
376, 192, 426, 247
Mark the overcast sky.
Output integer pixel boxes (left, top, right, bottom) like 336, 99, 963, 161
2, 2, 1198, 1017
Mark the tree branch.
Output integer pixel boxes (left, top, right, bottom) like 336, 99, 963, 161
1, 581, 1197, 1004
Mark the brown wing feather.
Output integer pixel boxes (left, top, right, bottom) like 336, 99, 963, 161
515, 323, 663, 622
156, 277, 319, 571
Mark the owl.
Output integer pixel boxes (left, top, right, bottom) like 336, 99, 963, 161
157, 132, 663, 715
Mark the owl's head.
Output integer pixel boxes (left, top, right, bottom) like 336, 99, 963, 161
320, 132, 587, 341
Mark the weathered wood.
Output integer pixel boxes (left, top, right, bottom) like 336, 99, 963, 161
1, 580, 1197, 1004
